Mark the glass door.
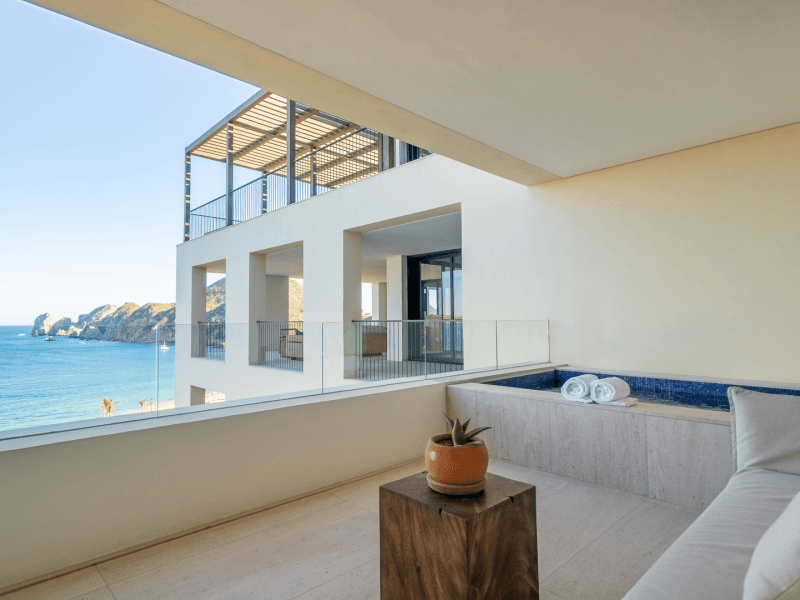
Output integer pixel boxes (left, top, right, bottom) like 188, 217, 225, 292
408, 250, 462, 366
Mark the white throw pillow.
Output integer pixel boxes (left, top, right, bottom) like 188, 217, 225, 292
744, 491, 800, 600
728, 387, 800, 475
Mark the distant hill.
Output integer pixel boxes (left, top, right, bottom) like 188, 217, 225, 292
31, 277, 304, 343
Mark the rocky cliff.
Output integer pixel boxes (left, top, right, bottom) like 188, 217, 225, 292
31, 278, 304, 343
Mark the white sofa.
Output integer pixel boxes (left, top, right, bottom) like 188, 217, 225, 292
624, 387, 800, 600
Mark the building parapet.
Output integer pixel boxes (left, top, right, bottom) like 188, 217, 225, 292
184, 91, 431, 240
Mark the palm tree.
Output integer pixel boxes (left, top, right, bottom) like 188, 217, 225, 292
100, 397, 119, 417
139, 399, 147, 412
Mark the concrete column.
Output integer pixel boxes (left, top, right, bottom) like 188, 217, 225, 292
386, 255, 407, 321
372, 283, 387, 320
189, 385, 206, 406
265, 276, 290, 321
248, 253, 268, 365
343, 231, 363, 324
302, 231, 361, 385
342, 231, 363, 378
386, 255, 407, 362
378, 134, 395, 171
258, 275, 290, 365
191, 266, 207, 358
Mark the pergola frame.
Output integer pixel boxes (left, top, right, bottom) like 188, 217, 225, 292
183, 90, 405, 241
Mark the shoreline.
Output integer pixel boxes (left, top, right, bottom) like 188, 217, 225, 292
116, 392, 225, 416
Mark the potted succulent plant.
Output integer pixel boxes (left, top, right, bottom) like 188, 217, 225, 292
425, 414, 492, 495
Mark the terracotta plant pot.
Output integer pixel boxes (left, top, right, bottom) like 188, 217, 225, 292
425, 433, 489, 494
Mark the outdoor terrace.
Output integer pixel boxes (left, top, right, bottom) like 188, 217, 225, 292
184, 91, 430, 241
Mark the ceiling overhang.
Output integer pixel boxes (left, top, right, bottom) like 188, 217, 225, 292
25, 0, 800, 183
26, 0, 558, 186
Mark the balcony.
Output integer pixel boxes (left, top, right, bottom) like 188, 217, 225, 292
183, 92, 430, 241
1, 457, 702, 600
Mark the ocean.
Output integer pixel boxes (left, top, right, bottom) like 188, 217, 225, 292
0, 326, 175, 432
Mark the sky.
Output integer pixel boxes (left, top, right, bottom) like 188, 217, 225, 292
0, 0, 375, 325
0, 0, 262, 325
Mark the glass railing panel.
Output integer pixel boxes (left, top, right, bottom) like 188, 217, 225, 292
421, 319, 465, 378
255, 320, 305, 372
496, 320, 550, 369
171, 323, 324, 414
321, 321, 429, 394
455, 320, 499, 376
1, 319, 549, 437
0, 324, 167, 437
356, 320, 427, 382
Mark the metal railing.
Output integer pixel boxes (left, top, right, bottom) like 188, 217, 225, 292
188, 177, 263, 240
256, 321, 304, 371
293, 127, 378, 203
198, 321, 225, 361
186, 134, 431, 240
353, 320, 463, 381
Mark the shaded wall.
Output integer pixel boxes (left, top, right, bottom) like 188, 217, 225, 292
463, 123, 800, 383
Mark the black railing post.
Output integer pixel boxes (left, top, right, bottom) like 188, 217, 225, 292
310, 153, 317, 197
261, 171, 267, 214
226, 124, 234, 226
286, 100, 296, 205
184, 153, 192, 241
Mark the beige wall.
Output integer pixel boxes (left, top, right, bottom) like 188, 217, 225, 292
0, 384, 445, 588
464, 122, 800, 382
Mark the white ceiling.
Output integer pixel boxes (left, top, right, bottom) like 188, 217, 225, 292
159, 0, 800, 178
259, 213, 462, 281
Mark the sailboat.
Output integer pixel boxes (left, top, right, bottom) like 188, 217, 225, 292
159, 343, 170, 351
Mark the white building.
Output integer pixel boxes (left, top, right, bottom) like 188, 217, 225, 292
175, 92, 551, 406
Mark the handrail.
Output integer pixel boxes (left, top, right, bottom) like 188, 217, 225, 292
186, 138, 432, 240
188, 176, 262, 215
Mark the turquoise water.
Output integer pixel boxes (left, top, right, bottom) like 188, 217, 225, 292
0, 326, 175, 432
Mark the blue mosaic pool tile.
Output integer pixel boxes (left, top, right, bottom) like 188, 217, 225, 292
488, 368, 800, 412
490, 371, 556, 390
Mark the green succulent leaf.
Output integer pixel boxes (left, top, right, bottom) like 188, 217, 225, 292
443, 413, 455, 430
463, 426, 492, 442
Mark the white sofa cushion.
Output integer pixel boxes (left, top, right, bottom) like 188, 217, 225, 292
623, 469, 800, 600
744, 491, 800, 600
728, 387, 800, 475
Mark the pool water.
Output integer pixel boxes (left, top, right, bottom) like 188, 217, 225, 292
489, 369, 800, 411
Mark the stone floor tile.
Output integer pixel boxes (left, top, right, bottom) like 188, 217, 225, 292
2, 568, 106, 600
98, 491, 346, 585
542, 500, 700, 600
291, 559, 378, 600
109, 503, 376, 600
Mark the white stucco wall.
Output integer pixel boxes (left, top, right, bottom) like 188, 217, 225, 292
0, 382, 445, 589
176, 121, 800, 407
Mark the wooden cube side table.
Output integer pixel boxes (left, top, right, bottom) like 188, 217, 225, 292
380, 471, 538, 600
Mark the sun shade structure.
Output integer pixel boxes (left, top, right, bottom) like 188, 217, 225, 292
183, 90, 430, 241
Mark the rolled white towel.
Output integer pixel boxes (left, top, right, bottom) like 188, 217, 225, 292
561, 374, 598, 401
590, 377, 631, 403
